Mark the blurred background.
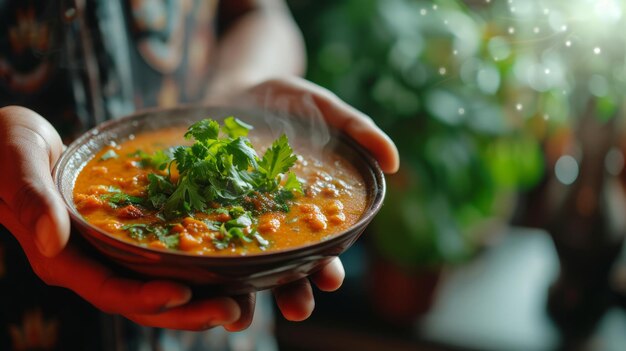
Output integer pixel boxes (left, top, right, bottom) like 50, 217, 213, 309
276, 0, 626, 350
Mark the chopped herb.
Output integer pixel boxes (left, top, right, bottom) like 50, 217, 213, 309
222, 116, 253, 138
147, 173, 175, 208
123, 224, 149, 240
228, 206, 246, 218
147, 117, 303, 220
101, 192, 144, 209
203, 219, 222, 231
130, 149, 171, 170
162, 176, 205, 218
253, 231, 269, 249
226, 212, 253, 228
122, 223, 179, 249
274, 190, 296, 212
257, 135, 298, 192
282, 172, 304, 195
100, 150, 118, 161
107, 186, 122, 193
212, 209, 258, 250
158, 232, 180, 249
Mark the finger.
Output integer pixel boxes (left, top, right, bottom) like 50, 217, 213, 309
273, 278, 314, 321
310, 257, 345, 292
46, 246, 195, 315
0, 106, 69, 257
248, 78, 400, 174
127, 297, 241, 331
312, 93, 400, 174
0, 202, 196, 315
225, 293, 256, 332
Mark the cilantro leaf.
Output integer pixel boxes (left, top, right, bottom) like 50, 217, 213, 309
122, 224, 179, 249
226, 212, 253, 228
185, 119, 219, 142
153, 227, 179, 249
253, 231, 269, 249
147, 173, 175, 208
210, 209, 259, 250
227, 137, 259, 169
283, 172, 303, 195
100, 150, 118, 161
100, 192, 144, 208
123, 224, 149, 240
173, 146, 196, 174
258, 135, 298, 191
135, 149, 171, 170
222, 116, 253, 138
163, 177, 205, 218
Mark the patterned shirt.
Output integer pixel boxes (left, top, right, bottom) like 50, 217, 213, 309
0, 1, 275, 350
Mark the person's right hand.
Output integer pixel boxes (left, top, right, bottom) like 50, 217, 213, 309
0, 106, 245, 330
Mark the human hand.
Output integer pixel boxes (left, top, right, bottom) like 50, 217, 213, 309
209, 76, 400, 322
211, 76, 400, 174
0, 106, 242, 330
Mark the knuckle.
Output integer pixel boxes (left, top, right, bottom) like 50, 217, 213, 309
93, 276, 117, 312
13, 182, 46, 224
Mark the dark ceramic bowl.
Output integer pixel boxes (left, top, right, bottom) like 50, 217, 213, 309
53, 105, 385, 294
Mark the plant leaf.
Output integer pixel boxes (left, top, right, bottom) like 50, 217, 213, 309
222, 116, 253, 138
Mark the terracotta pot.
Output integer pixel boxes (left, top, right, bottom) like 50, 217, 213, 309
367, 255, 442, 325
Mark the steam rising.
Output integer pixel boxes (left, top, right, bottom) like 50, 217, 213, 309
241, 88, 332, 154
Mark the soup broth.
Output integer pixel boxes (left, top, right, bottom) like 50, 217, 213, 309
73, 125, 367, 255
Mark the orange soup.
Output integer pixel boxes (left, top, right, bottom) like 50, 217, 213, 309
73, 119, 367, 255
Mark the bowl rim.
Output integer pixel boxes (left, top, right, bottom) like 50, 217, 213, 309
53, 105, 386, 261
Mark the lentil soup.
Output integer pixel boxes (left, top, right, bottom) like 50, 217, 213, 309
73, 122, 367, 256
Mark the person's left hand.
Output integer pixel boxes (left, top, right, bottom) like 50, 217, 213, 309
209, 76, 400, 325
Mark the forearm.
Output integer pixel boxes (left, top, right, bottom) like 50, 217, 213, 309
207, 5, 305, 99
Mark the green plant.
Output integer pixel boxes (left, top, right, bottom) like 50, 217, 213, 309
291, 0, 546, 266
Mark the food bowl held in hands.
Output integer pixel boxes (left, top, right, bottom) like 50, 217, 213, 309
53, 105, 385, 294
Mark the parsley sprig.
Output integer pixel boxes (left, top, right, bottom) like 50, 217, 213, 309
147, 117, 303, 219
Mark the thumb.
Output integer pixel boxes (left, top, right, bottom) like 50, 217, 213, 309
0, 106, 70, 257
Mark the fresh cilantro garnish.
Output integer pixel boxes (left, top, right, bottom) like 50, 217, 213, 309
158, 231, 180, 249
274, 190, 296, 212
100, 192, 144, 209
147, 117, 303, 219
222, 117, 254, 138
257, 135, 298, 192
253, 232, 270, 249
185, 119, 220, 141
146, 173, 175, 208
282, 172, 304, 195
100, 150, 118, 161
123, 224, 149, 240
212, 208, 269, 250
130, 149, 171, 170
122, 223, 179, 249
162, 176, 205, 219
203, 219, 222, 231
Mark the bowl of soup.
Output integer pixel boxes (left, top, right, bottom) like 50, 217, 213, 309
53, 105, 385, 294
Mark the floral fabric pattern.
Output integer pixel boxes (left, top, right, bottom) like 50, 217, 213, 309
1, 1, 276, 350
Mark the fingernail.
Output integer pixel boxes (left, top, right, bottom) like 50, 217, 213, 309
35, 215, 55, 257
164, 287, 192, 308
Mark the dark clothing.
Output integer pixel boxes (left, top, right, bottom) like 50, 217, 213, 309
0, 1, 276, 350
